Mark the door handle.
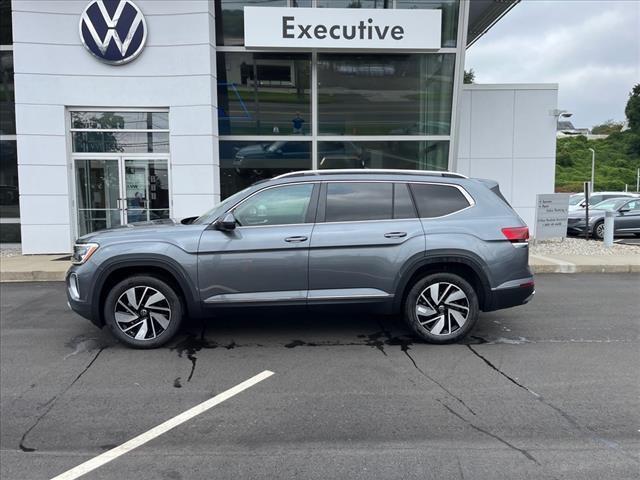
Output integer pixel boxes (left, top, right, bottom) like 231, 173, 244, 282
284, 236, 308, 243
384, 231, 407, 238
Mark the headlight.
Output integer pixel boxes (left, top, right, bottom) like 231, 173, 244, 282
71, 243, 99, 265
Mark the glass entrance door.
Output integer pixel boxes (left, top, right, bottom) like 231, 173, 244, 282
75, 158, 122, 236
123, 159, 170, 223
74, 157, 170, 237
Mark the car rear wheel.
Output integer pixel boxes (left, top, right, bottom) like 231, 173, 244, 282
104, 275, 183, 348
404, 273, 479, 344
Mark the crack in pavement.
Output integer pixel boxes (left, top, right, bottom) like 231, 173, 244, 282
437, 399, 540, 465
376, 319, 478, 417
19, 347, 106, 453
466, 345, 637, 463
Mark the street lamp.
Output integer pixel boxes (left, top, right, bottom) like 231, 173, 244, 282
552, 109, 573, 132
588, 148, 595, 191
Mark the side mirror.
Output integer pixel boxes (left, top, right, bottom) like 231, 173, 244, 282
215, 212, 237, 231
618, 208, 630, 214
180, 216, 198, 225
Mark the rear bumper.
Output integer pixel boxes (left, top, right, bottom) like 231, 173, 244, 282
486, 281, 535, 311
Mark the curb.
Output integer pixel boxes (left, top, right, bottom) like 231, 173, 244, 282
530, 264, 639, 274
0, 271, 66, 282
1, 265, 638, 283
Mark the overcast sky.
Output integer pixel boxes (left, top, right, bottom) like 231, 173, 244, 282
465, 0, 640, 129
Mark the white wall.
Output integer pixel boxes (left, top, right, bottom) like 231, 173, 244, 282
12, 0, 219, 253
456, 84, 558, 228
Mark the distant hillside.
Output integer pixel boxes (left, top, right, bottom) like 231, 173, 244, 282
555, 131, 640, 192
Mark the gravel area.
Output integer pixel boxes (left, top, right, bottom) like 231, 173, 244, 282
0, 246, 22, 258
531, 237, 640, 256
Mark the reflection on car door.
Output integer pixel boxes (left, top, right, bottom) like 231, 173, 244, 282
615, 199, 640, 234
198, 183, 319, 305
308, 182, 425, 303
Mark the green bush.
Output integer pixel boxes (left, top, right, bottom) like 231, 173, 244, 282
555, 131, 640, 192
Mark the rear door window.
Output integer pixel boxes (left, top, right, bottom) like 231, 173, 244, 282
409, 183, 471, 218
325, 182, 392, 222
393, 183, 417, 219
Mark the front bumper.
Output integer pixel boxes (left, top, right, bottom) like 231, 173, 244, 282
65, 267, 101, 327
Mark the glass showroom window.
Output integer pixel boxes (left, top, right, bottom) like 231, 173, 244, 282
217, 52, 312, 136
0, 0, 19, 243
318, 53, 454, 136
71, 111, 169, 153
317, 140, 448, 170
219, 140, 312, 198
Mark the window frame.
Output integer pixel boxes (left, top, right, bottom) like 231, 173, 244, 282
223, 181, 320, 228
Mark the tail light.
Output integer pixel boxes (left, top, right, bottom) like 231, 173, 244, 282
501, 226, 529, 243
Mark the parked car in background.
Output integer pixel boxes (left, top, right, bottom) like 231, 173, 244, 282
66, 170, 534, 348
567, 197, 640, 239
568, 191, 639, 212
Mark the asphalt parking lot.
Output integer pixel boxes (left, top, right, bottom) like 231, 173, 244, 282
1, 274, 639, 480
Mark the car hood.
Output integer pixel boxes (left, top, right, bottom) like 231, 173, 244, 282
77, 219, 202, 243
235, 144, 269, 158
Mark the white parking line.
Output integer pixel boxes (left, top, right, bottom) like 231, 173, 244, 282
49, 370, 275, 480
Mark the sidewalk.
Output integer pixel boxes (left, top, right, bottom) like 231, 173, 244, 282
1, 250, 638, 282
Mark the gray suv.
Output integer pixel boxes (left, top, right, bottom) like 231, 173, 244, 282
67, 170, 534, 348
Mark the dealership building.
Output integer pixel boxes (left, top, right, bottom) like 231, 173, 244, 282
1, 0, 558, 253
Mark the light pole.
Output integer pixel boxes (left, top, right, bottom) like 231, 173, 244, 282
588, 148, 595, 191
552, 110, 573, 132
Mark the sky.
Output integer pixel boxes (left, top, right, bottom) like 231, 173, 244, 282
465, 0, 640, 129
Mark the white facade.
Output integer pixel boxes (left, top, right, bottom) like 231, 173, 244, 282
10, 0, 557, 254
456, 84, 558, 228
13, 0, 219, 253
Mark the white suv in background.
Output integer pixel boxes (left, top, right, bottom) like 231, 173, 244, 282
568, 192, 639, 212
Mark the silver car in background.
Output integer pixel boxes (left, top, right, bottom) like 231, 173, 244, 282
567, 197, 640, 239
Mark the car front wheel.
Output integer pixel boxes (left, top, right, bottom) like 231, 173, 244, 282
104, 275, 183, 348
404, 273, 479, 344
593, 220, 605, 240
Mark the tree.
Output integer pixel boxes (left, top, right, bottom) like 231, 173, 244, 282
464, 69, 475, 84
591, 119, 624, 135
625, 84, 640, 132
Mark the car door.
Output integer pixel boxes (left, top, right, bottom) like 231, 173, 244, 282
615, 199, 640, 234
197, 182, 319, 305
307, 181, 425, 303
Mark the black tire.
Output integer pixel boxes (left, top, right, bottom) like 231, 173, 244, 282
593, 220, 605, 240
104, 275, 183, 349
404, 272, 479, 344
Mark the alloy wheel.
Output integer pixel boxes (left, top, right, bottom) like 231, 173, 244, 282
415, 282, 469, 336
596, 223, 605, 239
114, 286, 172, 341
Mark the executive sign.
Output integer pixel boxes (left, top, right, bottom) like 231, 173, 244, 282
244, 7, 442, 50
79, 0, 147, 65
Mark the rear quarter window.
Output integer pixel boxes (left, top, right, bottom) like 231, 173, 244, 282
409, 183, 471, 218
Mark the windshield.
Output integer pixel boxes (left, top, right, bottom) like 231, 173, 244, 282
591, 198, 627, 211
569, 194, 584, 206
193, 186, 254, 225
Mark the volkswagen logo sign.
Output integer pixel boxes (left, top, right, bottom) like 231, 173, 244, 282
79, 0, 147, 65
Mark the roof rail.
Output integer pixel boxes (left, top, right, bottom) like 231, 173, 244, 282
274, 169, 468, 180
